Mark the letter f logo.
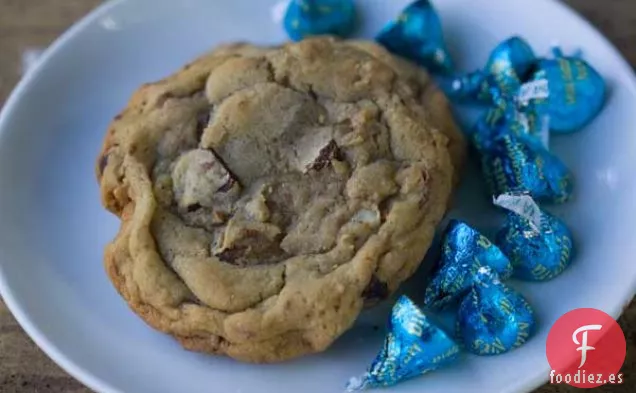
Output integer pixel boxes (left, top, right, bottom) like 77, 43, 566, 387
572, 324, 603, 368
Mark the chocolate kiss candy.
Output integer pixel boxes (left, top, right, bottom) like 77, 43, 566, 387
520, 48, 606, 133
457, 267, 536, 356
444, 36, 536, 103
346, 296, 460, 391
424, 220, 513, 310
472, 105, 574, 204
376, 0, 453, 74
494, 193, 575, 281
283, 0, 356, 41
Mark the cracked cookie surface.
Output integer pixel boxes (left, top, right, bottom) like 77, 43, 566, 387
96, 37, 464, 362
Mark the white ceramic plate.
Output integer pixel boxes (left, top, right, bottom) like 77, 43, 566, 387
1, 0, 636, 392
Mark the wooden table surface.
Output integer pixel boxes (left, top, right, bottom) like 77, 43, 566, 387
1, 0, 635, 392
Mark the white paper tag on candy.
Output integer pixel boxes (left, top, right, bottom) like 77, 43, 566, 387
517, 79, 549, 104
515, 111, 550, 149
493, 193, 543, 231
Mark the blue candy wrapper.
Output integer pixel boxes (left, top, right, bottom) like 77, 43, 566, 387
478, 79, 551, 148
457, 267, 536, 356
519, 48, 606, 133
284, 0, 356, 41
444, 36, 536, 103
376, 0, 453, 74
472, 105, 574, 203
424, 220, 513, 310
494, 193, 575, 281
346, 296, 460, 391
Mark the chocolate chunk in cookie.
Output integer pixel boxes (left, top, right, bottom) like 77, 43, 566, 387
171, 148, 241, 214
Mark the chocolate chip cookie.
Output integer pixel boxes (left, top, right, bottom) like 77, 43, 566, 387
96, 37, 464, 363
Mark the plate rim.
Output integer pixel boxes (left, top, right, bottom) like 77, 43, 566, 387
1, 1, 635, 392
0, 2, 130, 392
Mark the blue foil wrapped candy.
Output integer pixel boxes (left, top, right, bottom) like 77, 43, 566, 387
519, 48, 606, 133
424, 220, 513, 310
283, 0, 356, 41
346, 296, 460, 391
479, 80, 551, 148
472, 104, 574, 203
457, 267, 536, 356
444, 36, 536, 103
494, 193, 575, 281
376, 0, 454, 74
